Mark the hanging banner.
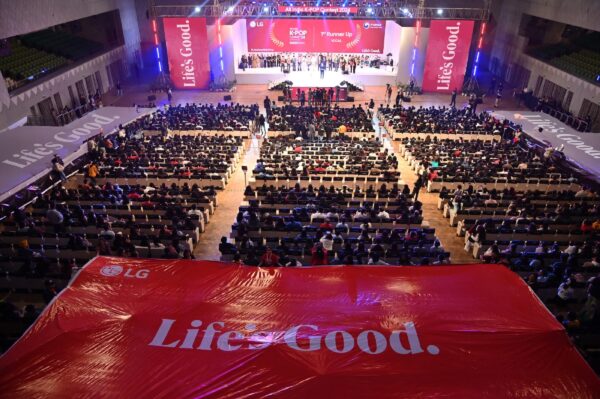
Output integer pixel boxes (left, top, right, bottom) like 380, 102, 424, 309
422, 20, 475, 93
277, 6, 359, 14
2, 257, 599, 397
247, 19, 386, 53
163, 17, 211, 89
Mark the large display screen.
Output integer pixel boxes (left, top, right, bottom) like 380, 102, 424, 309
246, 19, 386, 53
422, 20, 475, 93
163, 17, 210, 89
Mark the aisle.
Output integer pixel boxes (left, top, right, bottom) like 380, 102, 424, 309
389, 140, 478, 264
193, 136, 261, 260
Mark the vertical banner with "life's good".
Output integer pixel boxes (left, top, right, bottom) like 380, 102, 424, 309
422, 20, 475, 93
163, 17, 211, 89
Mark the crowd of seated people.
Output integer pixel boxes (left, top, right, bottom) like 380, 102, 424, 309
220, 183, 448, 266
398, 135, 579, 187
378, 105, 510, 136
434, 181, 600, 360
268, 104, 375, 134
143, 103, 259, 131
222, 133, 447, 266
86, 131, 243, 187
251, 136, 399, 185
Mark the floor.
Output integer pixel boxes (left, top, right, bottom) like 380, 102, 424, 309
105, 78, 527, 264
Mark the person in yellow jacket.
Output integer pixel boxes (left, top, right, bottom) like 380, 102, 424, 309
87, 162, 99, 185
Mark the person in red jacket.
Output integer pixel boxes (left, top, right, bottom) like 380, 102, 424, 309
311, 243, 328, 266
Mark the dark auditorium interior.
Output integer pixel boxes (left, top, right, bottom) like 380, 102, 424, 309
0, 0, 599, 397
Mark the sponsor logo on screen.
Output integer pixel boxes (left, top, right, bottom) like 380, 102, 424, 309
249, 21, 263, 28
149, 319, 440, 355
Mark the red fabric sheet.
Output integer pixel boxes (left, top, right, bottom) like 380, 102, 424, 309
1, 257, 599, 398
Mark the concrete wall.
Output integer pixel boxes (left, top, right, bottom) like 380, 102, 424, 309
0, 47, 126, 131
0, 0, 142, 129
489, 0, 600, 115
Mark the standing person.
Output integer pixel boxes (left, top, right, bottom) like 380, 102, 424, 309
395, 90, 401, 107
263, 96, 271, 117
412, 175, 424, 201
450, 88, 457, 107
319, 59, 326, 79
116, 81, 122, 96
328, 87, 334, 106
167, 87, 173, 104
258, 113, 267, 137
494, 90, 502, 108
308, 121, 316, 139
87, 161, 99, 185
386, 84, 392, 104
409, 78, 415, 96
335, 85, 340, 103
51, 154, 67, 182
300, 90, 306, 107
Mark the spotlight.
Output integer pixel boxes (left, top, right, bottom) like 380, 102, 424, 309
437, 9, 443, 15
194, 6, 201, 12
402, 8, 408, 14
263, 5, 269, 12
367, 7, 373, 14
228, 6, 234, 12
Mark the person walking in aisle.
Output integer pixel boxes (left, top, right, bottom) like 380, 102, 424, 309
494, 90, 502, 108
386, 84, 392, 104
450, 88, 457, 107
258, 113, 267, 137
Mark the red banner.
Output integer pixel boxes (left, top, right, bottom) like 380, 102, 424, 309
1, 257, 599, 398
422, 20, 475, 93
163, 17, 210, 89
247, 19, 386, 53
277, 6, 359, 14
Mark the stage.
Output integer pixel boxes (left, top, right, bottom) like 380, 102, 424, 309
235, 66, 397, 87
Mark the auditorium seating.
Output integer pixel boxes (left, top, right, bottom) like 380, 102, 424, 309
0, 41, 68, 86
378, 106, 506, 141
395, 137, 580, 193
21, 30, 103, 61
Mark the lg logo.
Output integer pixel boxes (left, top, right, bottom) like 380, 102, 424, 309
100, 265, 150, 279
249, 21, 263, 28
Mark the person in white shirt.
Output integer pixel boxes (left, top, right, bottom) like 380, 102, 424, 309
557, 279, 574, 301
377, 209, 390, 219
563, 242, 578, 255
368, 253, 389, 265
187, 204, 203, 217
534, 241, 546, 254
311, 209, 327, 221
320, 233, 334, 251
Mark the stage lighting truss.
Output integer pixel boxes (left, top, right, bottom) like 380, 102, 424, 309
152, 1, 490, 21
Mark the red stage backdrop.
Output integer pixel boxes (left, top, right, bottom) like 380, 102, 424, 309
163, 17, 210, 89
247, 19, 386, 53
422, 20, 475, 93
1, 257, 599, 398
